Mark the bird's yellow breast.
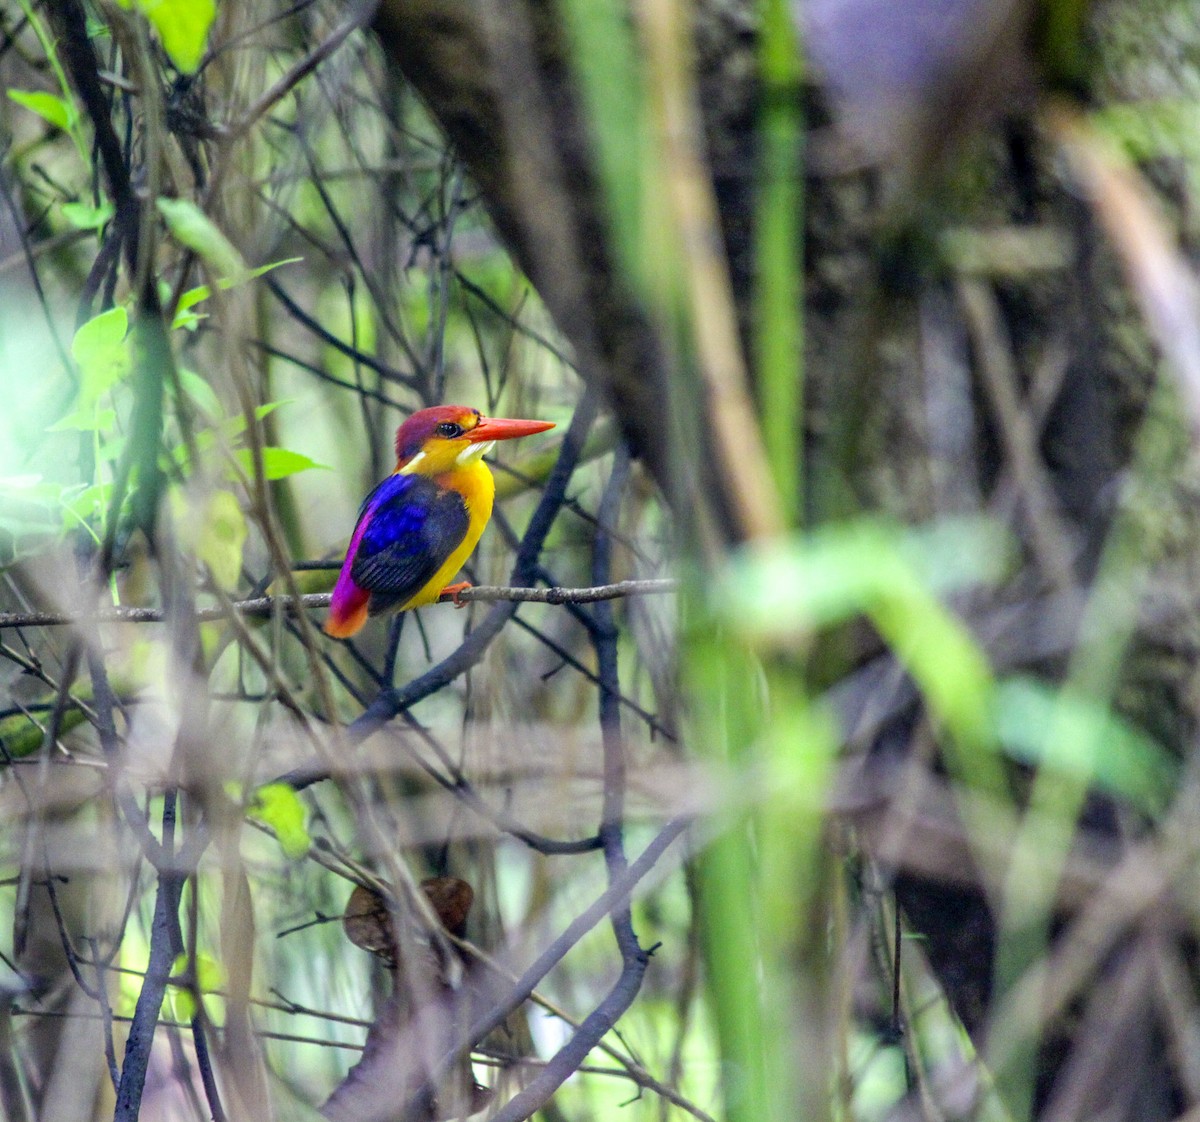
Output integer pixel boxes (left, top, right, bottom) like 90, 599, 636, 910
399, 460, 496, 609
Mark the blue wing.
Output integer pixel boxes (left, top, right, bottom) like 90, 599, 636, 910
349, 473, 470, 614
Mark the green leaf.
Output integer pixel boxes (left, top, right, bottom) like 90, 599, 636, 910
164, 951, 226, 1022
0, 707, 87, 761
995, 677, 1177, 816
248, 783, 310, 859
7, 89, 77, 131
233, 446, 329, 481
156, 197, 245, 281
175, 285, 212, 319
61, 200, 114, 231
172, 306, 205, 332
254, 399, 293, 421
175, 256, 302, 313
719, 519, 1008, 641
193, 952, 225, 993
59, 482, 113, 533
136, 0, 216, 74
196, 490, 246, 590
719, 518, 1008, 796
870, 577, 996, 755
46, 406, 117, 433
71, 306, 130, 404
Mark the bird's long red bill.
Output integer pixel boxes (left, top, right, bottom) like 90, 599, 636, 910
469, 416, 555, 442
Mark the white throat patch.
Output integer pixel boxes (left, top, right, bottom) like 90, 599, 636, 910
398, 451, 427, 475
455, 440, 494, 467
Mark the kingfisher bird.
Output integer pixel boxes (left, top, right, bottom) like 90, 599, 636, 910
323, 405, 556, 639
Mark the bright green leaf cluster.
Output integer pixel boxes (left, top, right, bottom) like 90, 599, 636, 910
248, 782, 311, 859
33, 252, 310, 556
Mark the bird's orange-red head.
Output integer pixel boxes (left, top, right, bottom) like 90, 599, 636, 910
393, 405, 556, 475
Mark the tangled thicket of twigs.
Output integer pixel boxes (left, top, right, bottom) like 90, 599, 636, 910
0, 5, 695, 1121
8, 2, 1200, 1122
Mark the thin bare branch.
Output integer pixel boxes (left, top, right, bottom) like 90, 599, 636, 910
0, 580, 677, 630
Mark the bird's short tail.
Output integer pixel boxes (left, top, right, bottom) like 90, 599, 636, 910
324, 579, 369, 638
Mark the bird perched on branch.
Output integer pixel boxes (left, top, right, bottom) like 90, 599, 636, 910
324, 405, 555, 639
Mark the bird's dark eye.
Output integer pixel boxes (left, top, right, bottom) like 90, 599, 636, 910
436, 422, 464, 438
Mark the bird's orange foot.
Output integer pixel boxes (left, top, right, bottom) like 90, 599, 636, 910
441, 581, 472, 608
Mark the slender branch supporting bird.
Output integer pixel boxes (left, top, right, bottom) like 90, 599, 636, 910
0, 580, 678, 630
